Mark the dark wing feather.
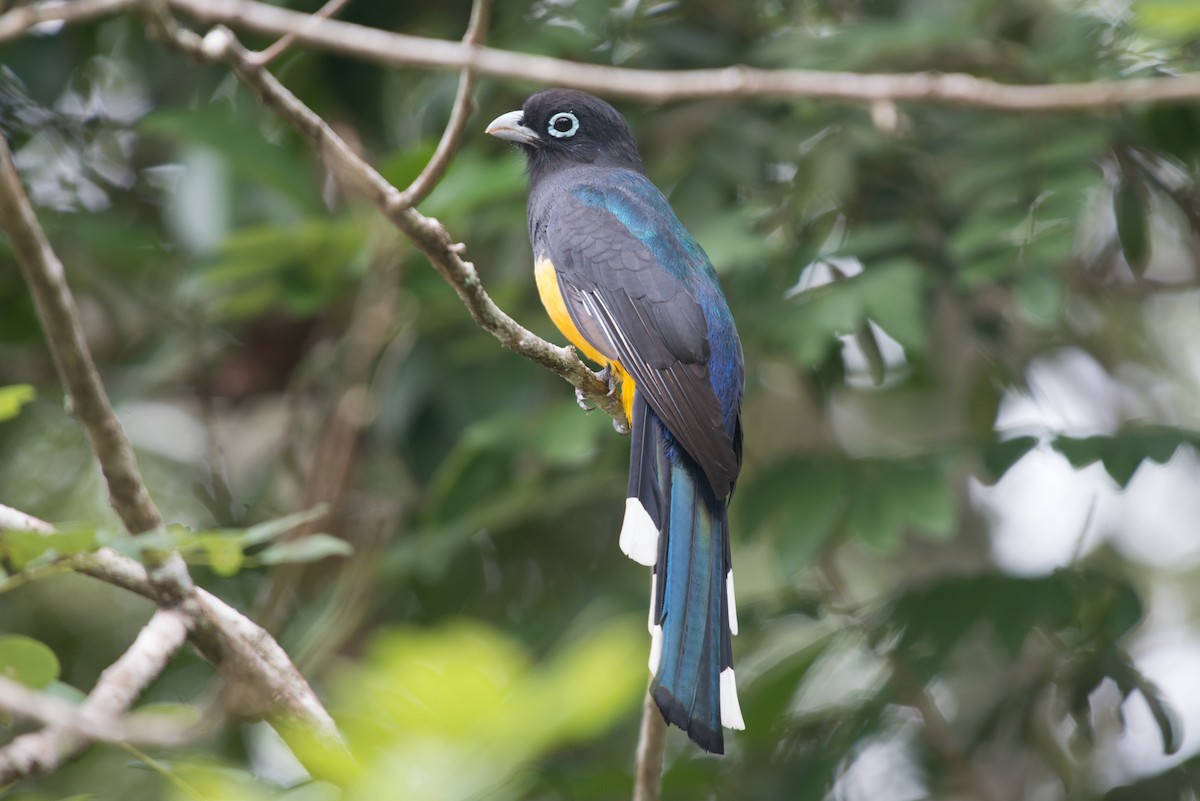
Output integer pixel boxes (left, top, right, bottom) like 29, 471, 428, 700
540, 192, 737, 497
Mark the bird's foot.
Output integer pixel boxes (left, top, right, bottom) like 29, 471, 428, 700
575, 386, 595, 412
597, 366, 631, 434
576, 365, 618, 412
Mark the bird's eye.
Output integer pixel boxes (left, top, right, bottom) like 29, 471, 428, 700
547, 111, 579, 139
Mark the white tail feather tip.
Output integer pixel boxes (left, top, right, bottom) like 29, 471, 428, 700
619, 498, 659, 566
649, 625, 663, 676
648, 572, 657, 632
727, 570, 738, 636
720, 668, 745, 730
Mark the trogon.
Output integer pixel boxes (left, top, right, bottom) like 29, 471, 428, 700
487, 89, 744, 753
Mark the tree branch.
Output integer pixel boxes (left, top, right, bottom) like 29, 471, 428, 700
0, 503, 54, 534
246, 0, 351, 67
0, 675, 191, 746
139, 12, 627, 426
0, 130, 195, 606
6, 0, 1200, 111
0, 608, 191, 785
632, 689, 667, 801
163, 0, 1200, 111
0, 512, 345, 771
394, 0, 491, 209
0, 0, 134, 41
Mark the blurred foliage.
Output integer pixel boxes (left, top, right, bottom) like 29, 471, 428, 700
3, 0, 1200, 799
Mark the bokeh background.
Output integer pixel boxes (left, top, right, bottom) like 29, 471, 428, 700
3, 0, 1200, 798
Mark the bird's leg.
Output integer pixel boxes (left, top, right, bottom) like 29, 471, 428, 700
576, 364, 617, 412
575, 365, 629, 433
594, 365, 632, 435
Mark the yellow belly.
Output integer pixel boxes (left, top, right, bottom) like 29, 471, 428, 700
535, 257, 635, 426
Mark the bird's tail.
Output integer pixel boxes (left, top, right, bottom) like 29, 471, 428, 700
619, 394, 743, 754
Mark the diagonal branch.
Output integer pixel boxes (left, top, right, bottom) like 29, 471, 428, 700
0, 131, 195, 606
0, 675, 193, 746
246, 0, 351, 67
0, 608, 191, 785
0, 505, 345, 760
0, 0, 134, 40
394, 0, 492, 209
141, 11, 627, 426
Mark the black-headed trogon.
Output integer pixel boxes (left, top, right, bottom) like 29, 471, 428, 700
487, 89, 744, 754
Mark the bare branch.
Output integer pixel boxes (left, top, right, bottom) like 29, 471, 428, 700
246, 0, 352, 67
0, 506, 346, 763
0, 608, 191, 784
0, 502, 54, 534
0, 132, 160, 537
0, 131, 196, 605
162, 0, 1200, 111
394, 0, 492, 209
141, 14, 626, 425
68, 547, 345, 748
0, 676, 193, 747
0, 0, 134, 42
7, 0, 1200, 110
632, 689, 667, 801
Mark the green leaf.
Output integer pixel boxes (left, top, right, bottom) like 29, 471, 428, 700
192, 533, 246, 577
238, 506, 330, 548
847, 460, 955, 551
1015, 269, 1065, 328
1113, 179, 1151, 276
0, 635, 60, 688
889, 569, 1145, 678
183, 218, 368, 319
980, 436, 1039, 483
1052, 426, 1196, 487
0, 526, 98, 569
0, 384, 35, 422
139, 108, 320, 212
257, 534, 352, 566
1135, 0, 1200, 39
736, 458, 850, 573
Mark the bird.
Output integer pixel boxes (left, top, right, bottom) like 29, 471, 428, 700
486, 89, 745, 753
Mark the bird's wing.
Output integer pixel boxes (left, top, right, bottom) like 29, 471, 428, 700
537, 174, 739, 498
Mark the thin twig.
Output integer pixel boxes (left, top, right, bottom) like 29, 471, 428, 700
1, 498, 345, 775
0, 130, 195, 605
0, 608, 191, 784
0, 0, 134, 41
0, 675, 193, 746
0, 502, 54, 534
142, 14, 627, 427
632, 688, 667, 801
166, 0, 1200, 111
247, 0, 352, 67
7, 0, 1200, 110
394, 0, 492, 208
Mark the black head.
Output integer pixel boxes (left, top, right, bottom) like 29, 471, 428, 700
486, 89, 644, 182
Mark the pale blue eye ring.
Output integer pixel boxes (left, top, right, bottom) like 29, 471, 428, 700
548, 112, 579, 138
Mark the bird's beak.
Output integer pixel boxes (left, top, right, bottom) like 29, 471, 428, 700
486, 110, 539, 146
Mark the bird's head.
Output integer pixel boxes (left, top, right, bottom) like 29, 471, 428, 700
486, 89, 644, 180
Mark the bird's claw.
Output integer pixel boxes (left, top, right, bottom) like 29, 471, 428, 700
597, 364, 619, 397
575, 386, 595, 412
575, 365, 629, 432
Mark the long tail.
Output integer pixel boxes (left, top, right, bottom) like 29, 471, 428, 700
619, 394, 743, 754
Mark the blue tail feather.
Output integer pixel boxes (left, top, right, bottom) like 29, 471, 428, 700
629, 395, 738, 754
